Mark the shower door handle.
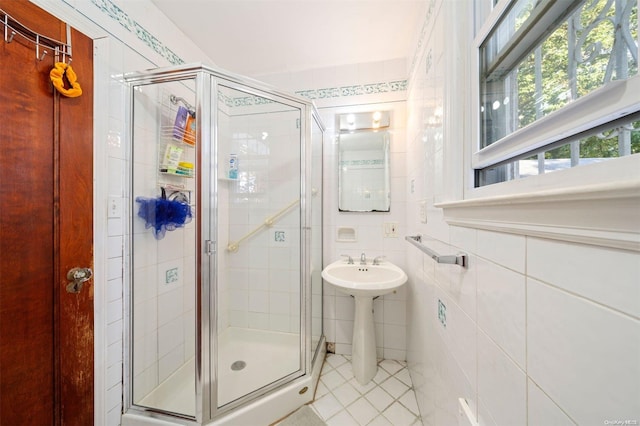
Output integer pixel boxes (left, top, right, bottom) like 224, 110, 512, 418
66, 267, 93, 293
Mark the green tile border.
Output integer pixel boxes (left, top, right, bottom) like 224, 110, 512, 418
90, 0, 184, 65
91, 0, 408, 100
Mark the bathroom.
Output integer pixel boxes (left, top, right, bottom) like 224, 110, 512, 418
1, 0, 638, 425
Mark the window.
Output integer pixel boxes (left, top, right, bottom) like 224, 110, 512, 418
475, 0, 639, 186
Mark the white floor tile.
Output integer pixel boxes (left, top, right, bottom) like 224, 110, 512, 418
364, 387, 394, 411
336, 361, 355, 381
380, 376, 409, 399
399, 388, 420, 416
382, 401, 418, 426
347, 398, 378, 425
372, 366, 390, 384
326, 353, 348, 368
379, 359, 403, 375
314, 392, 343, 420
368, 415, 394, 426
327, 410, 359, 426
332, 381, 361, 407
312, 355, 421, 426
315, 381, 329, 398
322, 369, 347, 390
395, 368, 412, 386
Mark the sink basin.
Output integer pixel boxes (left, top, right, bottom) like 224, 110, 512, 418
321, 260, 407, 297
321, 259, 407, 384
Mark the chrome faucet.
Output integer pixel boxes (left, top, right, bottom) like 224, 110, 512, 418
373, 255, 386, 265
341, 254, 354, 264
360, 252, 367, 265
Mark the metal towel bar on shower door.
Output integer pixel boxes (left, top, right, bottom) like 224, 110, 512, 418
405, 235, 468, 268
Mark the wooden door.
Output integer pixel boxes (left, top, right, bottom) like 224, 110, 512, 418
0, 1, 94, 424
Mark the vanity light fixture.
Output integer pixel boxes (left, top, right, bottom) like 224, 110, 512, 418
338, 111, 390, 131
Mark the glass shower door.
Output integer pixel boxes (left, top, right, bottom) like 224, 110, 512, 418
130, 78, 198, 418
214, 83, 303, 408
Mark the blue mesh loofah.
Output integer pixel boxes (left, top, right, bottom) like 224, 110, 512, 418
136, 194, 192, 240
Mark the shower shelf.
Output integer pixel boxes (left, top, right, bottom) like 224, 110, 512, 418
160, 126, 196, 147
160, 169, 194, 178
156, 92, 197, 194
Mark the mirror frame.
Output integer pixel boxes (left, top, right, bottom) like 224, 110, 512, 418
337, 111, 391, 212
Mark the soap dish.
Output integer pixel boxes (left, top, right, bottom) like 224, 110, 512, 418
337, 227, 357, 242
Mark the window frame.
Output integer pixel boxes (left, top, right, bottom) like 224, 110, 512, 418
471, 0, 640, 179
436, 0, 640, 252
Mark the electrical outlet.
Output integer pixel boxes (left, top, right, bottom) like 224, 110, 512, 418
419, 200, 427, 223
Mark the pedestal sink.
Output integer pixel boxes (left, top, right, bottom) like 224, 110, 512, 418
321, 259, 407, 384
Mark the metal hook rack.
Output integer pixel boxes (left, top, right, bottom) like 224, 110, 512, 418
2, 8, 73, 63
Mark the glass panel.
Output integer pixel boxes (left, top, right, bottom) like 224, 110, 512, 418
131, 79, 197, 417
216, 84, 302, 408
480, 0, 638, 148
477, 118, 640, 184
311, 116, 323, 359
338, 131, 391, 212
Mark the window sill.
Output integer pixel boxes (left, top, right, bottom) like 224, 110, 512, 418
438, 159, 640, 251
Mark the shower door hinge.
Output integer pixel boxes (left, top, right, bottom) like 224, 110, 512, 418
205, 240, 215, 255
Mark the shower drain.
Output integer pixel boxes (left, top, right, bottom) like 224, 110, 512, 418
231, 360, 246, 371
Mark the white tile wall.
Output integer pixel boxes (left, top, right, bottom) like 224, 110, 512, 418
476, 258, 526, 368
35, 1, 640, 425
528, 277, 640, 424
527, 380, 575, 426
223, 108, 302, 334
527, 237, 640, 317
405, 2, 640, 426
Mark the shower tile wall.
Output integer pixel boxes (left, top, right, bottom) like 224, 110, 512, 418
259, 60, 410, 361
405, 1, 640, 425
223, 107, 303, 334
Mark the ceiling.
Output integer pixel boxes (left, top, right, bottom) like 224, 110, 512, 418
150, 0, 427, 77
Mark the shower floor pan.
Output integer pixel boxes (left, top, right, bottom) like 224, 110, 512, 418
139, 327, 300, 416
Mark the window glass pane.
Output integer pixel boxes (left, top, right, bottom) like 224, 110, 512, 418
480, 0, 638, 148
477, 118, 640, 185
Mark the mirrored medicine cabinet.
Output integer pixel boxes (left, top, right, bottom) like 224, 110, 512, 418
337, 111, 391, 212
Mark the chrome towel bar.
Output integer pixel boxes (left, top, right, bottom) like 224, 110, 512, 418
405, 235, 468, 268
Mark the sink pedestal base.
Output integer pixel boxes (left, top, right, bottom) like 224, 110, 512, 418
351, 296, 377, 385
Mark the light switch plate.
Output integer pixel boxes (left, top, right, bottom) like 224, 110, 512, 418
108, 197, 122, 218
419, 200, 427, 223
384, 222, 398, 238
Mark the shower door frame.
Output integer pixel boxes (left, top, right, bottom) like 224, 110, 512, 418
207, 76, 310, 418
124, 63, 323, 425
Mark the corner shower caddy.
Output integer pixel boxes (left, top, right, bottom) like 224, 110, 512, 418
124, 63, 325, 425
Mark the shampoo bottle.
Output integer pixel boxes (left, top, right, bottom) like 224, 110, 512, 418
228, 154, 238, 179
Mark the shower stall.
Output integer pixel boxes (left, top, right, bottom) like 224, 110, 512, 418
123, 64, 325, 425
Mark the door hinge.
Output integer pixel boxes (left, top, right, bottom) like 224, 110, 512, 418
205, 240, 215, 255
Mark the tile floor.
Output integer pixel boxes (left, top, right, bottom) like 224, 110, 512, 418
308, 354, 422, 425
